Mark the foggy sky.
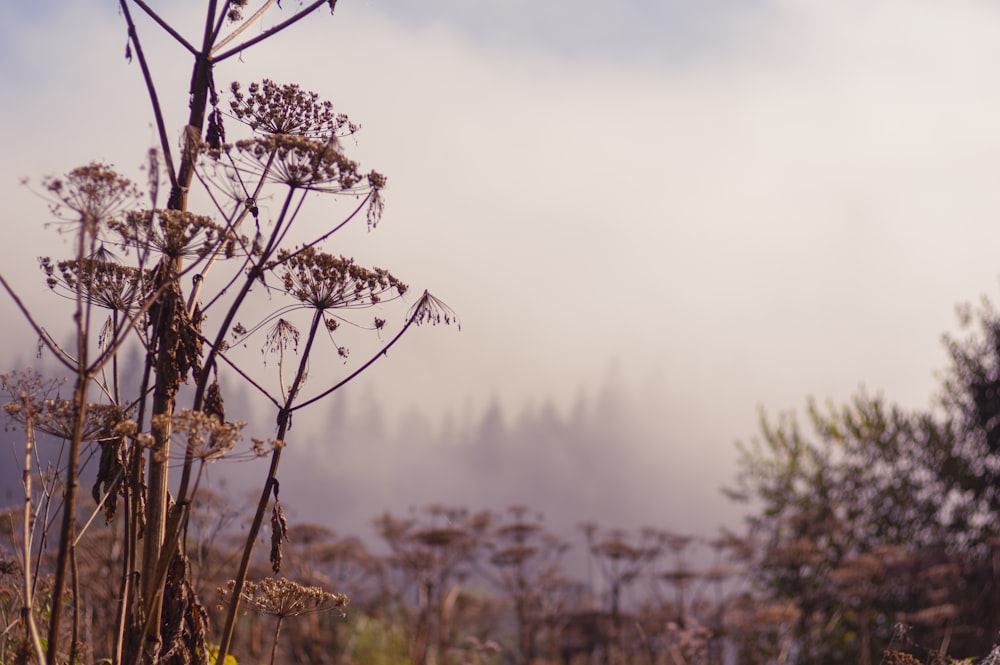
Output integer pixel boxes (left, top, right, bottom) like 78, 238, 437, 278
3, 0, 1000, 541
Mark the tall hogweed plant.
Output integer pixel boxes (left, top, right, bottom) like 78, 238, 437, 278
0, 2, 455, 664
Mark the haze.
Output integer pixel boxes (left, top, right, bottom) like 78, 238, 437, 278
2, 0, 1000, 543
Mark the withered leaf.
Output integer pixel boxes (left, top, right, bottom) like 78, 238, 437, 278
270, 500, 288, 574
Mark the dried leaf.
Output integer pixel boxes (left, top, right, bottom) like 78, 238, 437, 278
270, 500, 288, 573
206, 108, 225, 151
205, 380, 225, 421
92, 436, 126, 522
160, 548, 210, 664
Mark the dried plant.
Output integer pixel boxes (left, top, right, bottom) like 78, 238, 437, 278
229, 79, 359, 139
0, 4, 455, 665
220, 577, 348, 665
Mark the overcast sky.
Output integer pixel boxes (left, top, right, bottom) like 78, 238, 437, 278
4, 0, 1000, 536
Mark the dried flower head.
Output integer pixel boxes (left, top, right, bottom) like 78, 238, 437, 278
0, 372, 70, 437
592, 536, 642, 562
413, 527, 469, 549
410, 290, 460, 329
227, 134, 384, 198
274, 246, 406, 311
150, 408, 245, 462
7, 398, 129, 443
264, 318, 300, 355
251, 437, 280, 457
497, 522, 541, 542
225, 0, 249, 22
111, 209, 233, 259
40, 256, 148, 314
42, 163, 141, 234
661, 569, 696, 588
490, 544, 538, 568
881, 651, 922, 665
230, 80, 359, 139
220, 577, 349, 618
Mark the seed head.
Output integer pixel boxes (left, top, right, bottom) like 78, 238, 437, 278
231, 134, 370, 193
220, 577, 349, 618
111, 209, 233, 260
274, 246, 406, 311
42, 163, 141, 236
150, 408, 245, 462
230, 79, 358, 139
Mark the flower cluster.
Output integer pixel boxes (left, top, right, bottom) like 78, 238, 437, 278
150, 408, 245, 462
110, 209, 234, 260
489, 544, 538, 568
230, 134, 371, 193
251, 437, 282, 457
40, 256, 148, 314
42, 163, 141, 234
3, 395, 128, 444
115, 419, 154, 448
230, 80, 358, 139
410, 291, 460, 329
219, 577, 348, 618
274, 246, 406, 311
225, 0, 249, 22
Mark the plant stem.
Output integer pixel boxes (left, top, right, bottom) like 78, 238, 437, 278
216, 309, 324, 663
20, 406, 45, 665
269, 615, 285, 665
47, 212, 93, 665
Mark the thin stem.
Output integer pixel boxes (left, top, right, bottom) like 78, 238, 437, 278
120, 0, 179, 192
186, 150, 277, 318
272, 190, 371, 270
112, 474, 132, 665
292, 291, 429, 412
135, 2, 219, 646
269, 615, 285, 665
174, 186, 297, 509
129, 0, 199, 55
213, 0, 328, 62
31, 459, 57, 603
138, 185, 299, 657
115, 360, 154, 665
216, 309, 324, 664
74, 466, 125, 547
45, 378, 88, 665
46, 216, 93, 665
210, 0, 234, 44
200, 336, 282, 408
212, 0, 279, 55
0, 273, 74, 372
267, 188, 311, 259
70, 544, 81, 665
21, 410, 45, 665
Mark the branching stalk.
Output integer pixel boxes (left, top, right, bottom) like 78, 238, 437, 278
215, 309, 324, 663
20, 404, 45, 665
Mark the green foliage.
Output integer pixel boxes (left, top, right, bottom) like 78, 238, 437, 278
345, 616, 410, 665
729, 298, 1000, 663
